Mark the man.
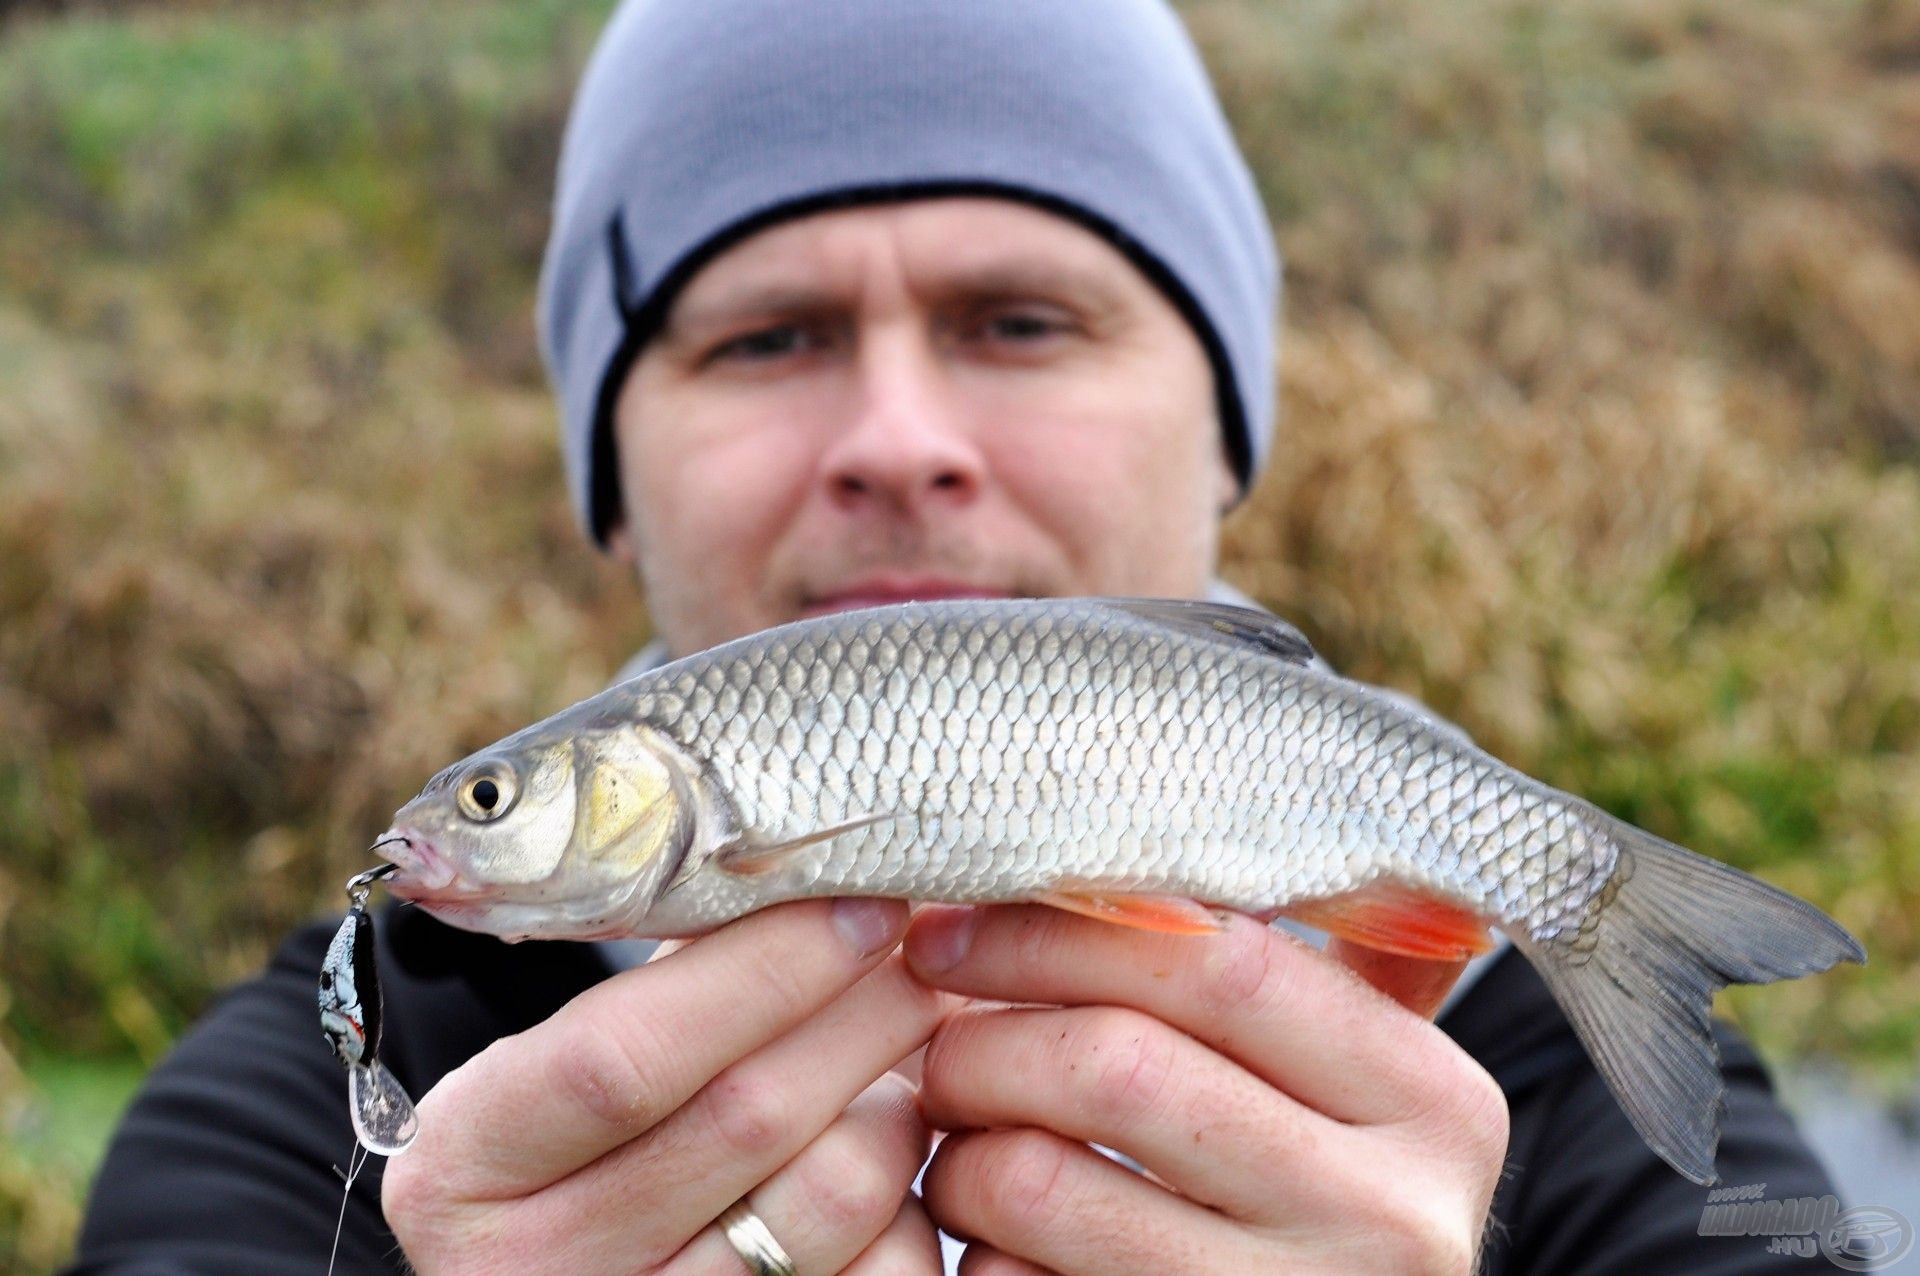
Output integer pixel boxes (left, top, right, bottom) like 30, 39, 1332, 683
73, 1, 1839, 1272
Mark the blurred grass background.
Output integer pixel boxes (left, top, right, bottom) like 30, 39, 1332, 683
2, 0, 1917, 1268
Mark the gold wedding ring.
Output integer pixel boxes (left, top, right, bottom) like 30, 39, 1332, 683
718, 1199, 799, 1276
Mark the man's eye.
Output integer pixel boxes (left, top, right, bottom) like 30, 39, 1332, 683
979, 310, 1071, 344
710, 325, 811, 363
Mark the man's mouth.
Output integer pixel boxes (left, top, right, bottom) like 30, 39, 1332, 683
799, 576, 1014, 619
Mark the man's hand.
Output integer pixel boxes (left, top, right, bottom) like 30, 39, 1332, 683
904, 905, 1510, 1275
383, 899, 947, 1274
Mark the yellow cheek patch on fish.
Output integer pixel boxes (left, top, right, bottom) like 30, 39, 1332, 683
582, 765, 655, 853
1282, 881, 1497, 962
573, 726, 688, 870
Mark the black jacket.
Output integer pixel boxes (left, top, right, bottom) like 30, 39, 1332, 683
68, 904, 1839, 1274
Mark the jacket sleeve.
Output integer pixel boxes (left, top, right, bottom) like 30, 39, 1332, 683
64, 920, 406, 1275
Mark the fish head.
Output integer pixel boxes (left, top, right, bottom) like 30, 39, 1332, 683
380, 719, 695, 941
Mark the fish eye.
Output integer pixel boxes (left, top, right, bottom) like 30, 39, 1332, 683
457, 764, 518, 822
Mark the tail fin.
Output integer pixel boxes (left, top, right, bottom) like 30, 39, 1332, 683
1519, 816, 1863, 1185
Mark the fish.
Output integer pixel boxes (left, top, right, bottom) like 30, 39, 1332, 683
377, 597, 1864, 1185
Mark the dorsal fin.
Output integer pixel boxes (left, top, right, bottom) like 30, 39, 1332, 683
1093, 598, 1317, 667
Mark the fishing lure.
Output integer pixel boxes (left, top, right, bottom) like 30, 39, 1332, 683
319, 862, 419, 1156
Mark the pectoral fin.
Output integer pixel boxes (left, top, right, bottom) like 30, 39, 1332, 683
1282, 881, 1495, 961
714, 813, 900, 877
1034, 887, 1226, 935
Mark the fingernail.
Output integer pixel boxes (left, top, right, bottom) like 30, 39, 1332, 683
906, 906, 978, 973
832, 898, 905, 957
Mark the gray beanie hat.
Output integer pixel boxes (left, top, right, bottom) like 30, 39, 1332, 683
539, 0, 1279, 546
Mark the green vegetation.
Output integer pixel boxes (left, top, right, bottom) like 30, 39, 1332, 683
3, 0, 1917, 1268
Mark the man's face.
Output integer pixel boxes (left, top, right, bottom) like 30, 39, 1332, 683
607, 198, 1236, 655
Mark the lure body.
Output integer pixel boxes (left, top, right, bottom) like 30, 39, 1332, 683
319, 902, 381, 1068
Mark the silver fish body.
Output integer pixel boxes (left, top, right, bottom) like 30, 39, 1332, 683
595, 600, 1608, 939
383, 597, 1863, 1185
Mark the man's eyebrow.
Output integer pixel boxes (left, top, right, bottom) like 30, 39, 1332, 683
666, 256, 1129, 335
665, 284, 842, 336
928, 257, 1127, 308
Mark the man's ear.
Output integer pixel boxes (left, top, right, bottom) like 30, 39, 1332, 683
605, 518, 640, 568
1215, 451, 1241, 514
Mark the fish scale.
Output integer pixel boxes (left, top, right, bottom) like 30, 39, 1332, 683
382, 596, 1863, 1186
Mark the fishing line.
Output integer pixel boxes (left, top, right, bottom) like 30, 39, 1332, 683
327, 1140, 371, 1276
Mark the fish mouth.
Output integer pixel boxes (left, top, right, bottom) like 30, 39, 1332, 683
375, 828, 494, 904
372, 829, 631, 940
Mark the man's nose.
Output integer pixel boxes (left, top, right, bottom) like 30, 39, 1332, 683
818, 335, 985, 515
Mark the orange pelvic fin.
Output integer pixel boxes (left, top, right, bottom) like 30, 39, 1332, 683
1034, 888, 1226, 935
1282, 882, 1495, 960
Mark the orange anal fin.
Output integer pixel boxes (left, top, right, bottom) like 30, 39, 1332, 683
1282, 883, 1495, 961
1033, 889, 1226, 936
